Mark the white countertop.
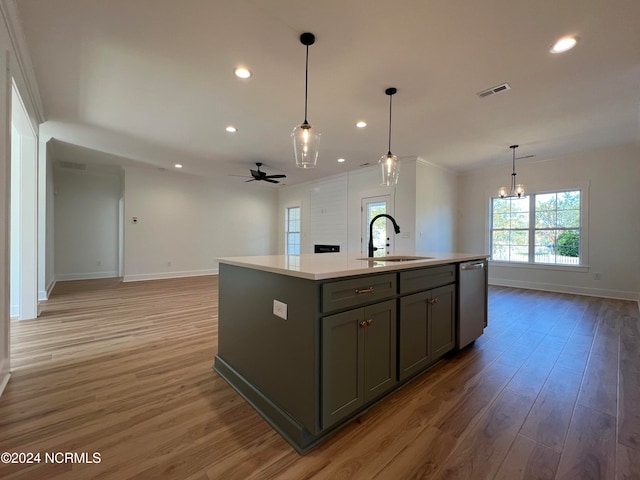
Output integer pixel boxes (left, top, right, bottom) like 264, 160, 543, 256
218, 252, 489, 280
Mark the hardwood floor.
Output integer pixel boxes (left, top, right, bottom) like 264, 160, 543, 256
0, 277, 638, 479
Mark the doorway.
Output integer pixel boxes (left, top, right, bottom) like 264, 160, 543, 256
361, 194, 394, 257
10, 81, 38, 320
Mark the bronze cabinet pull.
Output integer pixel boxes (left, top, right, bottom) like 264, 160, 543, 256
355, 287, 374, 294
359, 321, 368, 328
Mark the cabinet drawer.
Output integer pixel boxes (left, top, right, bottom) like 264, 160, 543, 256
399, 265, 456, 294
321, 274, 396, 313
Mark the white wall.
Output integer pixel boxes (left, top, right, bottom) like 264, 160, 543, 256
123, 166, 278, 281
309, 176, 348, 251
44, 141, 55, 294
54, 166, 122, 280
278, 158, 428, 255
415, 159, 458, 253
458, 143, 640, 300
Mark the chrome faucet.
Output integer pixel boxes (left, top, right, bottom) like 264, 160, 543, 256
368, 214, 401, 257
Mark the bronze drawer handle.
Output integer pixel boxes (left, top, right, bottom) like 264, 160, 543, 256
355, 287, 374, 294
359, 321, 368, 328
428, 298, 439, 305
367, 319, 373, 326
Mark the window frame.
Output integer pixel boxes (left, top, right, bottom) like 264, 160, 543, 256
488, 183, 589, 271
285, 204, 301, 255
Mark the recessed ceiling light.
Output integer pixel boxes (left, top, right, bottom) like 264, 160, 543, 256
234, 67, 252, 79
337, 158, 346, 163
226, 126, 237, 133
355, 121, 367, 128
550, 36, 577, 53
174, 164, 183, 169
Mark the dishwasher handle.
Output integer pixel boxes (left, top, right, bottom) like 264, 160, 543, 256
460, 261, 486, 271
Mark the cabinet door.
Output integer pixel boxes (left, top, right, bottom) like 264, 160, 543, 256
430, 284, 456, 358
363, 300, 397, 403
321, 309, 364, 429
398, 291, 431, 381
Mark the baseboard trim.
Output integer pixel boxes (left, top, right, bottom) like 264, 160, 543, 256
122, 269, 219, 283
38, 278, 57, 301
489, 278, 639, 301
56, 272, 118, 281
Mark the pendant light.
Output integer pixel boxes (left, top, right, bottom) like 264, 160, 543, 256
379, 87, 400, 186
292, 32, 321, 169
498, 144, 525, 198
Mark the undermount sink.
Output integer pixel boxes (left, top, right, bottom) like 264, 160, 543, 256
357, 255, 435, 262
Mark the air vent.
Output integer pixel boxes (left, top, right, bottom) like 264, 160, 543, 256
477, 83, 511, 98
58, 161, 86, 170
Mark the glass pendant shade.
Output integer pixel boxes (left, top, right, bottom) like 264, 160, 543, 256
379, 152, 400, 186
292, 122, 321, 168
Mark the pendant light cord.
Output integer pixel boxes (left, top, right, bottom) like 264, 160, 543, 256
387, 93, 393, 155
304, 44, 309, 124
511, 146, 517, 191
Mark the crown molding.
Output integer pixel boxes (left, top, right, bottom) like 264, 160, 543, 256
416, 156, 458, 175
0, 0, 45, 124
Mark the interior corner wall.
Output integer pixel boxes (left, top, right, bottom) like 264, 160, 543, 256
458, 143, 640, 300
54, 167, 122, 280
37, 137, 55, 299
44, 141, 55, 294
123, 167, 279, 281
415, 160, 458, 253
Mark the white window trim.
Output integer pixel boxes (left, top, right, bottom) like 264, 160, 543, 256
487, 180, 590, 271
284, 203, 302, 255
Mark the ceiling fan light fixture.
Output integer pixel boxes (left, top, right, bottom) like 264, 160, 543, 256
379, 87, 400, 186
292, 32, 321, 169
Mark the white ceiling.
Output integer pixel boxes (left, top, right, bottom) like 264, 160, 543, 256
15, 0, 640, 185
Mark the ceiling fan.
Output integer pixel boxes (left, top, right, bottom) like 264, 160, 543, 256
242, 163, 287, 184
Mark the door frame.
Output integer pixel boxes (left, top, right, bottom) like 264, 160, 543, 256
360, 193, 395, 256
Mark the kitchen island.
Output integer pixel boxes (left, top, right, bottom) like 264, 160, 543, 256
213, 252, 489, 453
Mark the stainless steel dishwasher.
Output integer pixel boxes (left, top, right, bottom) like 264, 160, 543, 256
457, 260, 488, 349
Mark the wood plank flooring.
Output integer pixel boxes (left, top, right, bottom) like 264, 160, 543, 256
0, 277, 638, 479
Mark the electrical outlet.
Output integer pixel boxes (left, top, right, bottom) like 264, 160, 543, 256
594, 272, 601, 280
167, 261, 172, 267
273, 300, 287, 320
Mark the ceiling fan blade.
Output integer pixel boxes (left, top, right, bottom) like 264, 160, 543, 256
264, 174, 286, 179
264, 178, 279, 184
245, 179, 255, 182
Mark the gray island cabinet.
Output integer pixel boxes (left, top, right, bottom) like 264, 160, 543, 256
214, 253, 488, 453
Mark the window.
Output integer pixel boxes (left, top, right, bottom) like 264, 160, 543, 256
491, 190, 582, 266
285, 206, 301, 255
